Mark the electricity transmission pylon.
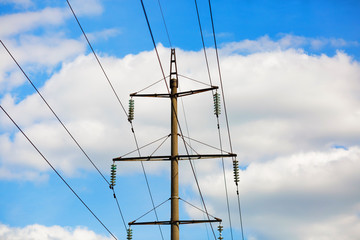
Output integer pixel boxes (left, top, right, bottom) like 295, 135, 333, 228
113, 48, 236, 240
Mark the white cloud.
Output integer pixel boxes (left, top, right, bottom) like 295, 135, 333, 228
220, 49, 360, 162
0, 0, 33, 9
190, 147, 360, 240
221, 34, 360, 55
68, 0, 104, 16
87, 28, 122, 43
2, 2, 359, 239
1, 43, 360, 175
4, 34, 86, 67
0, 1, 109, 94
1, 37, 360, 239
0, 7, 69, 38
0, 8, 86, 93
0, 0, 104, 39
0, 223, 112, 240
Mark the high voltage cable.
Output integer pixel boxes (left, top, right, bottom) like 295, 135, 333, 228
207, 0, 234, 173
157, 0, 172, 47
128, 124, 166, 240
194, 0, 214, 86
139, 1, 217, 239
140, 0, 169, 93
218, 128, 234, 240
66, 0, 128, 117
207, 0, 245, 239
0, 39, 128, 233
193, 0, 235, 239
112, 188, 128, 232
0, 105, 118, 240
65, 1, 164, 238
0, 40, 109, 186
135, 3, 176, 238
135, 140, 166, 240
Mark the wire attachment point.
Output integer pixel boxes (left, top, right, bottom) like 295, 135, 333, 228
213, 92, 221, 116
127, 227, 133, 240
233, 159, 239, 185
128, 98, 135, 122
218, 223, 224, 240
110, 163, 117, 187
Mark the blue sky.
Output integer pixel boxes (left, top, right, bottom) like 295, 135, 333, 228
1, 0, 360, 240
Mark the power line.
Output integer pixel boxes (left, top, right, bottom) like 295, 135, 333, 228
112, 188, 128, 232
139, 0, 169, 93
157, 0, 172, 47
194, 0, 214, 86
66, 0, 128, 117
65, 2, 163, 237
218, 129, 234, 240
0, 105, 118, 240
129, 123, 166, 240
193, 0, 235, 238
0, 40, 109, 186
0, 39, 128, 234
207, 0, 245, 239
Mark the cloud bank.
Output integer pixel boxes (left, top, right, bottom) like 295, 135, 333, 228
0, 223, 112, 240
1, 43, 360, 239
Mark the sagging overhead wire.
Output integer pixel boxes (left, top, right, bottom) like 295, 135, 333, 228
66, 0, 128, 118
194, 0, 214, 86
65, 1, 163, 238
193, 0, 235, 238
157, 0, 172, 48
0, 40, 109, 187
207, 0, 245, 239
0, 105, 118, 240
0, 39, 128, 233
139, 0, 169, 93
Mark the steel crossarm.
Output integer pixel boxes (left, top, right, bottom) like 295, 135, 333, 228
129, 86, 218, 98
113, 153, 236, 162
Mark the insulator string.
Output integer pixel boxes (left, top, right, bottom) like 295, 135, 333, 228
110, 163, 117, 188
128, 98, 135, 122
127, 228, 133, 240
213, 92, 221, 116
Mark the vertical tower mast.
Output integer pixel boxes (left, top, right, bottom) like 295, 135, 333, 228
170, 48, 179, 240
